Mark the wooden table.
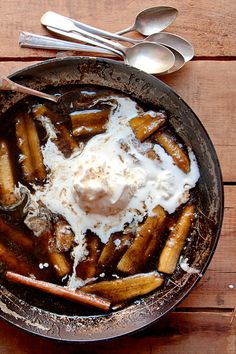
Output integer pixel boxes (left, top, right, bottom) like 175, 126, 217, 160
0, 1, 235, 353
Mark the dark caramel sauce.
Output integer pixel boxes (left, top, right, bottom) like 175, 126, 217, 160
0, 85, 198, 315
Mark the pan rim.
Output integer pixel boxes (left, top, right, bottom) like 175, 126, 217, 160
0, 56, 224, 342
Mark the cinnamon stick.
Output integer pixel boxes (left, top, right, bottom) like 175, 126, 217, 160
5, 271, 111, 311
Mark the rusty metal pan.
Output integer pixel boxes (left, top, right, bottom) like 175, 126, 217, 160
0, 57, 223, 341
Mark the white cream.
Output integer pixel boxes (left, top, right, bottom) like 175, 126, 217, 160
73, 150, 136, 216
27, 96, 200, 288
179, 257, 200, 274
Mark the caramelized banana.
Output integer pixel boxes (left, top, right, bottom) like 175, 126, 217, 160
16, 113, 46, 182
157, 204, 195, 274
97, 233, 134, 272
76, 233, 102, 279
154, 130, 190, 173
70, 108, 109, 137
117, 206, 166, 274
49, 252, 71, 278
33, 105, 78, 157
54, 220, 74, 253
81, 271, 164, 304
0, 140, 17, 206
38, 230, 71, 278
129, 111, 166, 141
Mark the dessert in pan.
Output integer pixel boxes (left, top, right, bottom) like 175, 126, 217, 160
0, 85, 200, 310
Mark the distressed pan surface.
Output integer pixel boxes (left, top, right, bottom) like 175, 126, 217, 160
0, 57, 223, 341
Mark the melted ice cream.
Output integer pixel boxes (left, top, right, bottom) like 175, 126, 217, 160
27, 96, 200, 287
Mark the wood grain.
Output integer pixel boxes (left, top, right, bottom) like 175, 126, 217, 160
179, 186, 236, 308
0, 0, 235, 351
180, 271, 236, 308
0, 311, 235, 354
195, 185, 235, 274
0, 0, 235, 57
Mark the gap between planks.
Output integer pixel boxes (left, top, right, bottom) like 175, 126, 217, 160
0, 57, 54, 62
0, 56, 236, 61
194, 56, 236, 61
175, 307, 235, 314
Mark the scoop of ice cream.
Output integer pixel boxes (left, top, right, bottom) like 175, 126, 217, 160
73, 159, 135, 216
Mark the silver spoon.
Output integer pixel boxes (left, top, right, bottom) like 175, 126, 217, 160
44, 26, 183, 74
19, 32, 184, 75
116, 6, 178, 35
0, 77, 59, 102
71, 7, 178, 37
19, 31, 113, 56
71, 12, 193, 61
69, 25, 194, 63
117, 32, 194, 62
42, 12, 193, 62
41, 12, 175, 75
58, 26, 194, 63
42, 11, 179, 48
48, 25, 176, 75
141, 32, 194, 62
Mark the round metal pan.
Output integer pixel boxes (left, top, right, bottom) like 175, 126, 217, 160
0, 57, 223, 341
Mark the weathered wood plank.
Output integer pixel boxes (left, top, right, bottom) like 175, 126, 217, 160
206, 186, 236, 273
0, 0, 235, 57
0, 311, 235, 354
0, 60, 235, 181
162, 61, 236, 147
0, 0, 234, 352
179, 271, 236, 308
180, 185, 236, 308
0, 61, 38, 76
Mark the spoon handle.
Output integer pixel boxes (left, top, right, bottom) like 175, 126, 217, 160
72, 15, 135, 43
41, 12, 124, 57
0, 77, 58, 102
19, 31, 114, 56
46, 25, 124, 58
116, 26, 135, 35
42, 11, 135, 46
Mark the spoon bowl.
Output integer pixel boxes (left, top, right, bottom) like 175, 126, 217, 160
160, 48, 185, 74
117, 32, 194, 63
125, 42, 175, 74
117, 6, 178, 36
146, 32, 194, 62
